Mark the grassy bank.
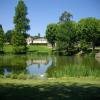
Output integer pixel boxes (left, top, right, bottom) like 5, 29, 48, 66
0, 78, 100, 100
3, 44, 100, 55
0, 77, 100, 85
3, 44, 52, 54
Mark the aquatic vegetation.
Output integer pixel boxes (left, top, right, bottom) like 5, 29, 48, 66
47, 64, 100, 78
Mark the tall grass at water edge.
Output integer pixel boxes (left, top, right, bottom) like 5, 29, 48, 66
47, 64, 100, 78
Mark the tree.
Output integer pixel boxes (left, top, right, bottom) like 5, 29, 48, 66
56, 21, 77, 55
14, 0, 30, 34
0, 25, 4, 53
56, 11, 77, 55
13, 0, 30, 54
5, 30, 13, 44
59, 11, 73, 23
77, 17, 100, 51
46, 24, 57, 47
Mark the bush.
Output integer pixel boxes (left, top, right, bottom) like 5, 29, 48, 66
13, 46, 27, 54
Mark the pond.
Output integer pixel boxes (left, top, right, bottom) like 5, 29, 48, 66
0, 54, 100, 78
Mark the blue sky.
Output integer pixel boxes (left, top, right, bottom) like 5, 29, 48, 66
0, 0, 100, 36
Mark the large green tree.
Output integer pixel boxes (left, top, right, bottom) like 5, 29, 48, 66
46, 24, 57, 47
14, 0, 30, 33
57, 21, 77, 55
56, 11, 77, 55
77, 17, 100, 51
13, 0, 30, 54
0, 25, 4, 53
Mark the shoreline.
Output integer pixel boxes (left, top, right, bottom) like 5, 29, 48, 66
0, 77, 100, 86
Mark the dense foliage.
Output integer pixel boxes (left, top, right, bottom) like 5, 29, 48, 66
13, 0, 30, 33
12, 0, 30, 54
56, 21, 77, 55
12, 30, 27, 54
77, 18, 100, 51
46, 11, 100, 55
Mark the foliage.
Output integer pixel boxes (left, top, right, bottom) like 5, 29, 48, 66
12, 30, 27, 54
13, 0, 30, 54
46, 24, 57, 47
79, 40, 89, 52
77, 17, 100, 51
45, 11, 78, 55
59, 11, 73, 23
13, 0, 30, 34
0, 25, 4, 53
45, 12, 100, 55
56, 21, 77, 55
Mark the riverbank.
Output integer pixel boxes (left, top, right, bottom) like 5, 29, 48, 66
3, 44, 100, 55
0, 77, 100, 100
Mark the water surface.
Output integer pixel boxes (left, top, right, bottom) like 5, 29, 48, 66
0, 55, 100, 78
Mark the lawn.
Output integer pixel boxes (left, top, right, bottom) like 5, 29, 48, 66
27, 45, 52, 54
3, 44, 52, 54
0, 77, 100, 100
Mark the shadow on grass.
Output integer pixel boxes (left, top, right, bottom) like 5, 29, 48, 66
0, 83, 100, 100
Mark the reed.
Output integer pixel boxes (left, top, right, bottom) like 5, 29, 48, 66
47, 64, 100, 78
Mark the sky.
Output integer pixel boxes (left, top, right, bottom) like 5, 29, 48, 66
0, 0, 100, 36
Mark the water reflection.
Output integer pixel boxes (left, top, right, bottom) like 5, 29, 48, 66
26, 58, 52, 75
0, 55, 100, 77
0, 55, 53, 76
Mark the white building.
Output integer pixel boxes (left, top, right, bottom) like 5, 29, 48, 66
26, 37, 48, 45
33, 38, 48, 45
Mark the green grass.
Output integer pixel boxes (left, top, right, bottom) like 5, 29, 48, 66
27, 45, 52, 54
3, 44, 52, 54
0, 77, 100, 85
47, 65, 100, 78
0, 78, 100, 100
